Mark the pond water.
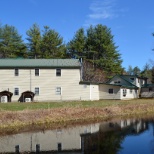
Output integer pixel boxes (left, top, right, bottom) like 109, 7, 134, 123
1, 117, 154, 154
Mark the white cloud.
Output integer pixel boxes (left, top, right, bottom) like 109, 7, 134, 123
84, 0, 127, 27
88, 0, 118, 20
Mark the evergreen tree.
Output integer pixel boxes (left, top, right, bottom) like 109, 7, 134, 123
151, 67, 154, 83
133, 66, 140, 75
140, 63, 151, 78
41, 26, 66, 58
26, 23, 42, 58
67, 28, 86, 58
127, 65, 133, 75
86, 24, 122, 74
0, 24, 27, 58
67, 24, 122, 76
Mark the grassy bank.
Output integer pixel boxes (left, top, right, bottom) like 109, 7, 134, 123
0, 99, 154, 135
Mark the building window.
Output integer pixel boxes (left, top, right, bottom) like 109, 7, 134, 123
130, 78, 134, 81
15, 145, 19, 153
57, 143, 62, 151
56, 69, 61, 76
108, 89, 113, 94
130, 89, 133, 94
14, 88, 19, 95
15, 68, 19, 76
35, 87, 39, 95
55, 87, 61, 95
123, 89, 127, 97
35, 69, 39, 76
36, 144, 40, 153
114, 81, 120, 84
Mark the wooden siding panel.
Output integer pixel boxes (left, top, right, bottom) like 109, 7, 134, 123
90, 85, 99, 100
0, 68, 90, 101
121, 89, 138, 99
99, 84, 121, 99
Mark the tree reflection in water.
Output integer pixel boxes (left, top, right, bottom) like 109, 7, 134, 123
81, 119, 148, 154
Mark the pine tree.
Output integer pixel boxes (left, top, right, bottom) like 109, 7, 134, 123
41, 26, 66, 58
26, 23, 42, 58
0, 24, 27, 58
86, 24, 122, 74
67, 28, 86, 58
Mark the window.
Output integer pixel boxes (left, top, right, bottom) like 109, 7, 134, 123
56, 69, 61, 76
36, 144, 40, 153
35, 87, 39, 95
15, 145, 19, 153
15, 68, 19, 76
57, 143, 62, 151
108, 89, 113, 94
55, 87, 61, 95
130, 89, 133, 94
149, 87, 153, 92
14, 88, 19, 95
35, 69, 39, 76
123, 89, 127, 97
114, 81, 120, 84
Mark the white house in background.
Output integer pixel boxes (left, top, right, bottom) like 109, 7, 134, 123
99, 75, 147, 100
0, 59, 99, 102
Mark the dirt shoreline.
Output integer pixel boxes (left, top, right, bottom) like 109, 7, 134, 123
1, 102, 154, 135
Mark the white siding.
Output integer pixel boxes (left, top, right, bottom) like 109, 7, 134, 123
99, 84, 121, 99
120, 88, 138, 99
109, 76, 129, 86
90, 84, 99, 100
0, 68, 91, 101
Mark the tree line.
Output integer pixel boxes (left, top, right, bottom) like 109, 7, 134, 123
0, 23, 154, 82
0, 23, 123, 77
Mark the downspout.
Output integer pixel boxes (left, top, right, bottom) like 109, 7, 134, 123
90, 84, 91, 100
80, 58, 83, 81
30, 69, 32, 91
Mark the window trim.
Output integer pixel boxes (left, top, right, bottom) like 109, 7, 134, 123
56, 69, 61, 77
130, 78, 134, 81
55, 87, 61, 95
35, 87, 40, 95
14, 87, 19, 96
57, 143, 62, 151
35, 68, 40, 76
14, 68, 19, 76
123, 89, 127, 97
108, 89, 114, 94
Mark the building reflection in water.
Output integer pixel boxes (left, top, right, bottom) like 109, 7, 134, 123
0, 118, 149, 153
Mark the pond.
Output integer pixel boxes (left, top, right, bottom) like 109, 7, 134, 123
0, 116, 154, 154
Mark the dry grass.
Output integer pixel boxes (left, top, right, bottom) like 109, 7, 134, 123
0, 99, 154, 135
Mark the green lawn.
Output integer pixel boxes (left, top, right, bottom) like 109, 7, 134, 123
0, 99, 153, 111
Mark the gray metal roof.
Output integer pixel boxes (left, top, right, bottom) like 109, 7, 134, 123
0, 59, 81, 68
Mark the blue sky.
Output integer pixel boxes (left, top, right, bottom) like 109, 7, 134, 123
0, 0, 154, 70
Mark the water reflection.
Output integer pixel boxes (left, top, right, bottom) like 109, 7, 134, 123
0, 118, 151, 154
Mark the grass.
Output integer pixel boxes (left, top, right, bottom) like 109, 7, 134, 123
0, 99, 154, 111
0, 98, 154, 135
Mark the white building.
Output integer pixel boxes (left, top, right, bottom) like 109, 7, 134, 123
0, 59, 99, 102
99, 75, 147, 100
